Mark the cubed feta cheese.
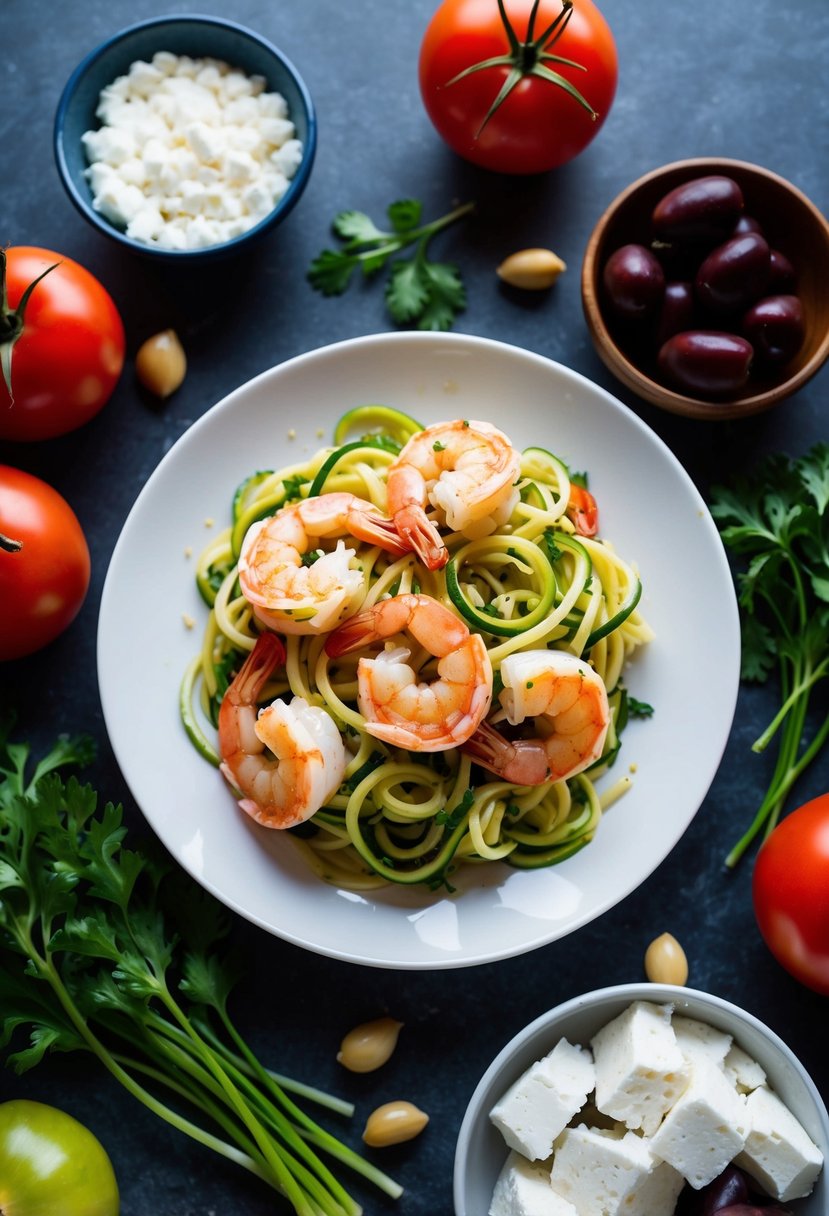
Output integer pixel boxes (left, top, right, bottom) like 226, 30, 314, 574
723, 1043, 767, 1093
490, 1152, 578, 1216
623, 1161, 685, 1216
648, 1055, 748, 1189
590, 1001, 689, 1135
490, 1039, 596, 1161
671, 1015, 732, 1069
549, 1126, 655, 1216
735, 1085, 824, 1202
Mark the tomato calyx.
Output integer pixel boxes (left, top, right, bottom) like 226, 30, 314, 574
0, 248, 59, 402
445, 0, 598, 137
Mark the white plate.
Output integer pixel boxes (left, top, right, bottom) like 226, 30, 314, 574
98, 332, 740, 970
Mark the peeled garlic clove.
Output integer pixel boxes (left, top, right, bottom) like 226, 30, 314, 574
496, 248, 567, 290
135, 329, 187, 398
337, 1016, 403, 1073
644, 931, 689, 985
362, 1100, 429, 1147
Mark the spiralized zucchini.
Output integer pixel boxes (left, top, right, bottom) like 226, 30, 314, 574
181, 405, 654, 890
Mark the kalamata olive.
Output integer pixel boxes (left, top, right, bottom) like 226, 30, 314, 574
695, 232, 771, 314
768, 248, 797, 293
603, 243, 665, 319
691, 1165, 751, 1215
733, 215, 764, 236
656, 281, 696, 345
714, 1206, 793, 1216
658, 331, 753, 396
652, 175, 744, 243
742, 294, 805, 366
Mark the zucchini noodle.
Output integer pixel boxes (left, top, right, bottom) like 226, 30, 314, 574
181, 406, 654, 891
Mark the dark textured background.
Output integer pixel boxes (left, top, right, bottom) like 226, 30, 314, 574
1, 1, 827, 1212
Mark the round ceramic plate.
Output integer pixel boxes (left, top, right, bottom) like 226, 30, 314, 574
98, 332, 740, 969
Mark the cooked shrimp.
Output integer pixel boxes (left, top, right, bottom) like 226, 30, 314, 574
566, 484, 599, 537
239, 491, 409, 635
325, 592, 493, 751
463, 649, 610, 785
386, 419, 521, 570
218, 632, 347, 828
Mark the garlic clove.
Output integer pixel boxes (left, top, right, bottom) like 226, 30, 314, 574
135, 329, 187, 398
496, 248, 567, 290
336, 1016, 403, 1073
362, 1100, 429, 1147
644, 931, 689, 985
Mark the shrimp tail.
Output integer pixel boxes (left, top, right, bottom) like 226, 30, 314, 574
227, 632, 287, 702
348, 507, 412, 558
394, 505, 448, 570
566, 485, 599, 537
463, 720, 550, 786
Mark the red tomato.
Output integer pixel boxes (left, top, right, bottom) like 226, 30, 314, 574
752, 794, 829, 996
418, 0, 618, 174
0, 246, 125, 442
0, 466, 91, 661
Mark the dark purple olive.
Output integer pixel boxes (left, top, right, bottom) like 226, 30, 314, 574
695, 232, 771, 314
693, 1165, 751, 1215
742, 294, 805, 365
603, 243, 665, 319
656, 281, 696, 345
714, 1206, 793, 1216
733, 215, 764, 237
652, 175, 744, 243
658, 331, 754, 396
768, 248, 798, 293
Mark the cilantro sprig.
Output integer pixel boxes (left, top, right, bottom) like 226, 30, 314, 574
0, 722, 401, 1213
308, 198, 474, 331
710, 444, 829, 867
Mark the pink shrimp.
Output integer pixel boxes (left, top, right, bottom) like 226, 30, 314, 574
385, 419, 522, 571
218, 632, 347, 828
238, 491, 409, 635
325, 592, 493, 752
463, 649, 610, 785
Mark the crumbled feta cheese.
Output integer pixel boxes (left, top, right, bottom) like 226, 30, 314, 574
648, 1054, 748, 1190
490, 1152, 577, 1216
82, 51, 303, 248
590, 1001, 689, 1135
735, 1084, 824, 1202
490, 1039, 596, 1161
549, 1126, 655, 1216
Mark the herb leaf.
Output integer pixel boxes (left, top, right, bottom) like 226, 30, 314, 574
710, 443, 829, 866
309, 198, 474, 330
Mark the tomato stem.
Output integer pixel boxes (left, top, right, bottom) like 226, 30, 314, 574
445, 0, 596, 138
0, 532, 23, 553
0, 249, 60, 401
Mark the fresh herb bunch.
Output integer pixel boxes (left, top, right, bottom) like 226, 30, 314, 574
710, 444, 829, 868
308, 198, 474, 331
0, 721, 400, 1216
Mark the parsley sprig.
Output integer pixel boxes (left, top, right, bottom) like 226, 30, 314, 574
308, 198, 474, 330
0, 723, 400, 1214
710, 444, 829, 867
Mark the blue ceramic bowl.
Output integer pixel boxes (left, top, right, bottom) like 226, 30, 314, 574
54, 13, 317, 262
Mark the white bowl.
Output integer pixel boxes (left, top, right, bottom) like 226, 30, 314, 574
453, 982, 828, 1216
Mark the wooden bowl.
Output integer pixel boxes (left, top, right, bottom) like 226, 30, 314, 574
581, 158, 829, 419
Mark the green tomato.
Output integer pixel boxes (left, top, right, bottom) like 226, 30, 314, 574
0, 1100, 119, 1216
